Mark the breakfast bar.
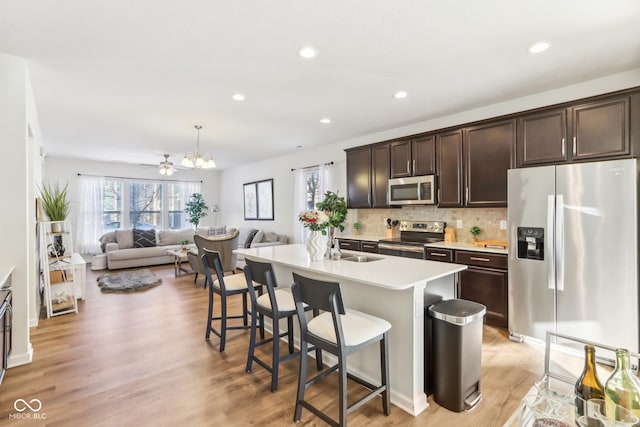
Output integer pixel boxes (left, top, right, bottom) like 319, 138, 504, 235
234, 243, 467, 416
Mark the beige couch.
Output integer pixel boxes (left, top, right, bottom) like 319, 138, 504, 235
102, 229, 196, 270
235, 228, 288, 269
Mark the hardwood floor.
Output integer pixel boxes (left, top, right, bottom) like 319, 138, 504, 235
0, 265, 545, 426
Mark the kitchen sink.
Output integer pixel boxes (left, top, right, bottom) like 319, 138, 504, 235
341, 255, 383, 263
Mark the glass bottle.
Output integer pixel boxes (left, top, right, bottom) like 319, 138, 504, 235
604, 348, 640, 419
575, 344, 605, 418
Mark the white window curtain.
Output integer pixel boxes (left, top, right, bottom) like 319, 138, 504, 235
77, 175, 105, 255
292, 163, 331, 244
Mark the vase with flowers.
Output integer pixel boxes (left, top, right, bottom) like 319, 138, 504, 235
315, 191, 348, 258
299, 210, 330, 261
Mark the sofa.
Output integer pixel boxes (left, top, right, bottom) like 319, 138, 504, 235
101, 229, 197, 270
235, 227, 288, 269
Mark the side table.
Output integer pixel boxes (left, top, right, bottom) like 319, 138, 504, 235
167, 249, 194, 278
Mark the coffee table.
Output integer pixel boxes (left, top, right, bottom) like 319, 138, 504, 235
167, 248, 194, 277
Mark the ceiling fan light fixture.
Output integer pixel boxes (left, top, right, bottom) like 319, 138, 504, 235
158, 154, 176, 176
182, 125, 216, 169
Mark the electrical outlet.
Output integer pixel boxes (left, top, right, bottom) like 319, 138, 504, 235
456, 220, 462, 229
500, 220, 507, 230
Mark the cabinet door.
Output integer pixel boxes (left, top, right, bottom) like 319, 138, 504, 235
389, 140, 412, 178
346, 148, 371, 208
412, 135, 436, 176
360, 241, 379, 253
371, 144, 390, 208
571, 96, 630, 161
464, 120, 514, 207
458, 267, 508, 329
516, 109, 568, 167
337, 239, 361, 251
436, 130, 463, 207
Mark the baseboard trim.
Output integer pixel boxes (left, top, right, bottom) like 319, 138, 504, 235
8, 343, 34, 368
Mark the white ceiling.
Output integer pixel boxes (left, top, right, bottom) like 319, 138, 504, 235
1, 0, 639, 170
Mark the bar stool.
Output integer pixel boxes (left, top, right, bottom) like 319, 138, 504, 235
291, 272, 391, 427
202, 249, 261, 352
244, 258, 320, 392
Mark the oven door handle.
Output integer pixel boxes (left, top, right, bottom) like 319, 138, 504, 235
378, 243, 425, 253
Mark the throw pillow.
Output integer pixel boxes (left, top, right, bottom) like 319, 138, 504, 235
263, 232, 277, 243
244, 229, 259, 248
115, 229, 134, 249
133, 229, 157, 248
251, 230, 264, 246
208, 226, 227, 236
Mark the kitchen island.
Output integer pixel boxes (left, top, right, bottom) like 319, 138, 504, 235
234, 243, 467, 416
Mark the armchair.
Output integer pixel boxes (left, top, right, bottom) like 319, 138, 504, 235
188, 230, 240, 287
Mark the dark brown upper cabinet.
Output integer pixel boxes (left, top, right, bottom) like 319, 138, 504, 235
389, 135, 435, 178
464, 120, 514, 207
571, 96, 629, 161
346, 147, 372, 208
517, 109, 568, 167
371, 144, 391, 208
345, 143, 391, 208
517, 95, 631, 167
436, 130, 464, 207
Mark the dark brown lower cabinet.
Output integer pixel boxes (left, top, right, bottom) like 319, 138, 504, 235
457, 267, 508, 329
0, 289, 12, 385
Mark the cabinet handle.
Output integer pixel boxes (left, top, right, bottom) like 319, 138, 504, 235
406, 160, 411, 174
412, 159, 416, 174
561, 138, 565, 158
438, 189, 441, 203
469, 256, 491, 262
573, 137, 577, 156
465, 187, 469, 203
430, 253, 447, 257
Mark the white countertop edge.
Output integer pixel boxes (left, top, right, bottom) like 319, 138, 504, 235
235, 245, 466, 291
425, 241, 508, 255
0, 266, 15, 288
337, 234, 388, 241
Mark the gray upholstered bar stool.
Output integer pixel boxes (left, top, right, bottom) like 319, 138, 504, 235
244, 258, 319, 392
291, 272, 391, 427
202, 249, 261, 352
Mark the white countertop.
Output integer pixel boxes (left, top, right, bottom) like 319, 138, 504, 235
235, 243, 466, 291
337, 234, 387, 241
425, 241, 509, 255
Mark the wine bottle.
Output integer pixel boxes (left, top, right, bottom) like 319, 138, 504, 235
604, 348, 640, 419
575, 344, 605, 418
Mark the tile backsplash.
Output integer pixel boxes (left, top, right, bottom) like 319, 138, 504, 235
346, 205, 507, 243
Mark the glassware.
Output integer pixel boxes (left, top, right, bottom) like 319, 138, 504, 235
330, 238, 342, 260
576, 398, 639, 427
604, 349, 640, 419
575, 345, 605, 419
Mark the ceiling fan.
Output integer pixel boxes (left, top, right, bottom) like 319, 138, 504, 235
158, 154, 176, 176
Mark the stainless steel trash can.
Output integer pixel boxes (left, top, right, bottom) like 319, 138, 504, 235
428, 299, 486, 412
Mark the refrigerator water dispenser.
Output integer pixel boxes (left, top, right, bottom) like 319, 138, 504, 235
516, 227, 544, 260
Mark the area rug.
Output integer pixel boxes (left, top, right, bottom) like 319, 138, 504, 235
96, 269, 162, 293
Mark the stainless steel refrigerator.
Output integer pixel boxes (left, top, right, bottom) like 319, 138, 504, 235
508, 158, 638, 352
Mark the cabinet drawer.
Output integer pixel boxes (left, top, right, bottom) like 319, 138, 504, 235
455, 250, 507, 269
360, 241, 379, 253
337, 239, 361, 251
425, 248, 454, 262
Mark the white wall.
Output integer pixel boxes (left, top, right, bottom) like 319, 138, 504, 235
220, 68, 640, 241
0, 52, 38, 367
44, 158, 221, 238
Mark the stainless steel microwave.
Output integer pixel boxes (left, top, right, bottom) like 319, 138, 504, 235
388, 175, 435, 205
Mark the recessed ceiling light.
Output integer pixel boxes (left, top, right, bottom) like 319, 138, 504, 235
393, 91, 408, 99
298, 46, 317, 59
528, 42, 550, 54
320, 118, 331, 124
232, 93, 245, 101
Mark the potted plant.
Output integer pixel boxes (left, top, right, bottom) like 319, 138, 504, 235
39, 182, 71, 232
470, 226, 481, 242
353, 222, 362, 235
184, 193, 208, 229
314, 191, 348, 257
180, 239, 190, 251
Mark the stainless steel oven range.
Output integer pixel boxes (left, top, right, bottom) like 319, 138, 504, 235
378, 220, 445, 259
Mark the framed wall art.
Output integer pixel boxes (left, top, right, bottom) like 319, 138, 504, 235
244, 178, 274, 220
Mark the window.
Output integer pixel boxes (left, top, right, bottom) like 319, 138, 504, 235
102, 180, 123, 230
304, 168, 321, 210
100, 180, 200, 230
129, 182, 163, 229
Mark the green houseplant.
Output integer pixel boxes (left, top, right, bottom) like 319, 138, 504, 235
469, 226, 481, 242
40, 182, 71, 232
353, 222, 362, 235
184, 193, 208, 229
315, 191, 347, 235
